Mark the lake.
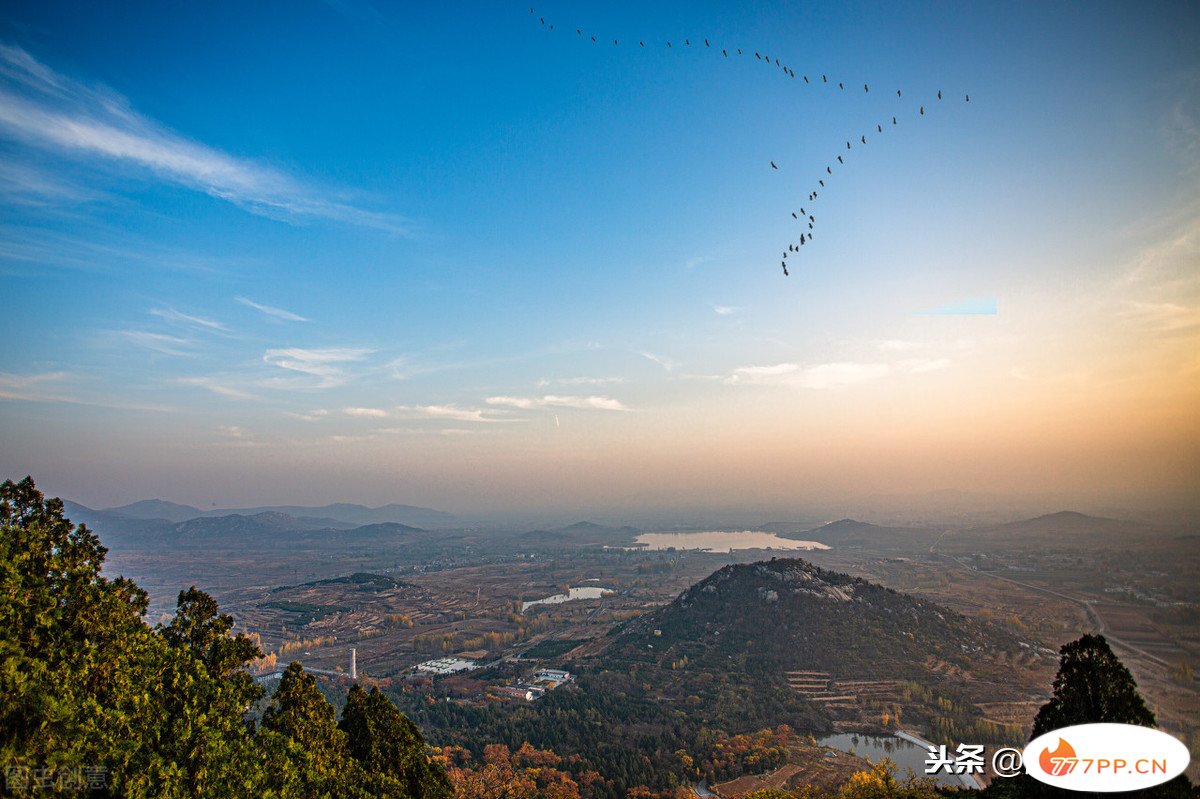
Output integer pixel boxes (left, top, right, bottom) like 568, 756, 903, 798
631, 531, 830, 553
521, 586, 614, 612
817, 733, 979, 789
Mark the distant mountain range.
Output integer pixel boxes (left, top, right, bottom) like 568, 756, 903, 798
757, 511, 1155, 553
517, 520, 642, 547
781, 517, 939, 550
68, 498, 457, 529
59, 500, 429, 552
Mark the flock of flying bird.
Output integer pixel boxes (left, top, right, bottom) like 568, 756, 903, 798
529, 8, 971, 277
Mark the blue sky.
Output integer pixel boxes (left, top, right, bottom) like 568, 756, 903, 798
2, 1, 1197, 516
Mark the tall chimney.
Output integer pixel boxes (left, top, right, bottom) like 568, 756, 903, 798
351, 647, 357, 680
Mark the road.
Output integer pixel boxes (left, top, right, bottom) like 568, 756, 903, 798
933, 551, 1171, 672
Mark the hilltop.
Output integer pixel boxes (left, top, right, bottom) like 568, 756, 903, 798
603, 557, 1006, 680
782, 518, 939, 551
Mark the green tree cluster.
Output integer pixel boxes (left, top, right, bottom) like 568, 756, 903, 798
0, 477, 451, 798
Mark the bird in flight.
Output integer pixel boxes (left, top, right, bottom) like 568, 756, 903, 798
937, 90, 942, 100
781, 261, 789, 276
864, 84, 869, 92
837, 155, 843, 164
877, 124, 882, 133
827, 166, 832, 174
965, 94, 971, 102
771, 161, 779, 170
892, 116, 897, 125
920, 105, 925, 115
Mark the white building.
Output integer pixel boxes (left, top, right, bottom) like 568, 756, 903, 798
414, 657, 479, 675
532, 669, 572, 685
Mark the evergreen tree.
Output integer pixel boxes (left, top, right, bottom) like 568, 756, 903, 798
2, 477, 455, 798
983, 634, 1191, 799
1, 476, 173, 794
339, 684, 453, 799
260, 661, 369, 798
1031, 633, 1155, 737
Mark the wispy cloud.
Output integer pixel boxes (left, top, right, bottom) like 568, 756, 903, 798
150, 307, 227, 332
535, 376, 625, 387
726, 362, 890, 390
115, 330, 195, 355
394, 404, 516, 423
235, 296, 309, 322
343, 406, 390, 418
0, 225, 247, 277
0, 370, 69, 400
0, 45, 409, 232
178, 376, 259, 400
713, 305, 740, 316
485, 395, 630, 411
1119, 301, 1200, 333
284, 408, 329, 422
0, 159, 99, 205
210, 424, 265, 448
639, 351, 679, 371
262, 347, 372, 389
0, 371, 171, 411
726, 357, 953, 389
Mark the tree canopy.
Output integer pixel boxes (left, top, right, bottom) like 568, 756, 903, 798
1031, 633, 1155, 737
0, 476, 450, 798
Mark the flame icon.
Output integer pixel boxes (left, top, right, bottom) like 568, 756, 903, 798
1039, 738, 1078, 776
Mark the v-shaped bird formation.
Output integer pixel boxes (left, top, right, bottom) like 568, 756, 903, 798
529, 7, 972, 277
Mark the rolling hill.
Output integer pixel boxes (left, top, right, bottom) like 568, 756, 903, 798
602, 556, 1009, 680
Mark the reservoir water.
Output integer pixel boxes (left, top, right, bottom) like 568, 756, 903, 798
521, 586, 614, 612
632, 531, 829, 553
817, 733, 978, 789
